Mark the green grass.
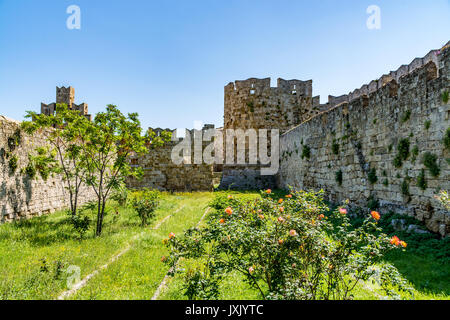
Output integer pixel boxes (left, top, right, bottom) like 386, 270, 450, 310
70, 192, 213, 299
0, 190, 448, 300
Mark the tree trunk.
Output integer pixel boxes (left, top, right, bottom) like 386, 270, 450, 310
96, 196, 103, 236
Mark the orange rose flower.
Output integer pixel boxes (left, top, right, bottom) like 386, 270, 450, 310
279, 207, 285, 212
225, 207, 233, 216
219, 218, 225, 224
278, 239, 284, 245
277, 216, 285, 223
278, 198, 284, 204
318, 214, 325, 220
258, 214, 264, 220
399, 241, 407, 248
265, 189, 272, 194
169, 232, 175, 239
161, 256, 167, 262
227, 195, 233, 199
289, 229, 297, 237
371, 211, 381, 221
285, 194, 292, 198
339, 208, 347, 215
390, 236, 400, 246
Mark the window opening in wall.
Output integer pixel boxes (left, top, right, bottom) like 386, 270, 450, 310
250, 84, 255, 95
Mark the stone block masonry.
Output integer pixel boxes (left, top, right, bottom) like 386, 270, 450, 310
220, 77, 324, 190
278, 43, 450, 236
126, 127, 215, 192
0, 116, 96, 222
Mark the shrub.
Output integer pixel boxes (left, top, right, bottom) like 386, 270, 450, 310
435, 190, 450, 210
424, 120, 431, 130
401, 180, 410, 196
247, 101, 255, 113
383, 179, 389, 187
368, 168, 378, 184
417, 169, 427, 191
422, 152, 440, 177
442, 91, 449, 104
301, 145, 311, 160
111, 184, 129, 207
8, 155, 18, 173
131, 189, 160, 226
401, 110, 411, 123
24, 162, 36, 179
411, 145, 419, 162
444, 127, 450, 150
393, 155, 402, 168
335, 170, 343, 186
164, 190, 411, 300
397, 138, 410, 161
70, 213, 91, 240
367, 195, 379, 210
331, 140, 339, 155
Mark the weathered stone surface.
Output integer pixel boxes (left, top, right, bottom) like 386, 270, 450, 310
0, 117, 95, 222
126, 127, 214, 192
278, 45, 450, 236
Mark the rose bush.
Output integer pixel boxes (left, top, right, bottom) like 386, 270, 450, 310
131, 188, 160, 227
163, 190, 411, 300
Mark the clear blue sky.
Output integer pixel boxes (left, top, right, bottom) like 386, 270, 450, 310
0, 0, 449, 129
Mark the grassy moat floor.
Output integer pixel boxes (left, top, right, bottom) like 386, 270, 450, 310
0, 191, 448, 300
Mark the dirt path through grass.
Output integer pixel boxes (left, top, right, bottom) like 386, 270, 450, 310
67, 192, 213, 300
151, 207, 211, 300
57, 205, 185, 300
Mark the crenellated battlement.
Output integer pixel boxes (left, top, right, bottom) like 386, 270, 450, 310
40, 86, 91, 121
322, 42, 449, 110
225, 77, 313, 97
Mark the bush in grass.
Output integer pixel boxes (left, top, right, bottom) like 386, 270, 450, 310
163, 190, 411, 300
131, 189, 160, 226
70, 214, 91, 240
69, 201, 94, 239
111, 184, 129, 207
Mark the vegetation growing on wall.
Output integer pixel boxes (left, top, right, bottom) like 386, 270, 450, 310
401, 179, 410, 197
301, 145, 311, 160
331, 140, 339, 155
393, 138, 410, 168
422, 152, 440, 177
246, 101, 255, 113
442, 90, 449, 104
401, 110, 411, 123
417, 169, 427, 191
411, 145, 419, 163
368, 168, 378, 184
335, 169, 343, 186
8, 154, 18, 173
444, 127, 450, 150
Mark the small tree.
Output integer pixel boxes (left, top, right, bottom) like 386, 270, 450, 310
21, 104, 91, 216
77, 105, 171, 236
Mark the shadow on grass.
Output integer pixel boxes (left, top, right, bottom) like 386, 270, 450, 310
383, 235, 450, 297
5, 214, 79, 247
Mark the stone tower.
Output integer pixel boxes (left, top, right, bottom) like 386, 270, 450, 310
219, 77, 326, 190
40, 86, 91, 120
56, 86, 75, 109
